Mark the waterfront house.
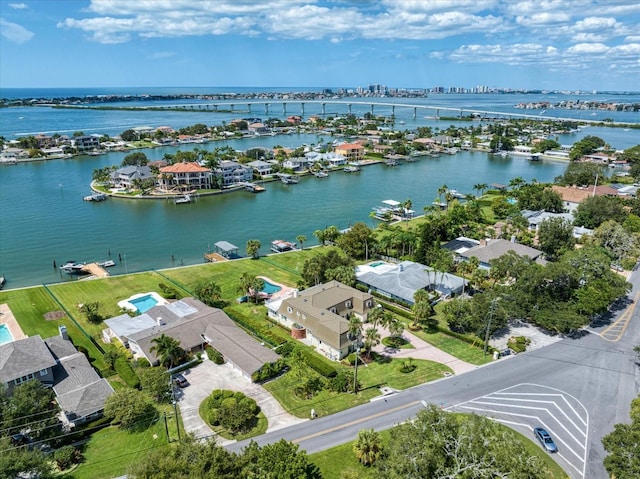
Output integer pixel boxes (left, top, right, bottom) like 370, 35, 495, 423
0, 331, 114, 428
159, 161, 213, 190
215, 160, 253, 187
71, 135, 101, 152
266, 281, 375, 361
334, 142, 365, 162
283, 157, 312, 172
356, 260, 466, 304
110, 165, 154, 189
247, 159, 273, 177
103, 298, 279, 378
521, 210, 593, 239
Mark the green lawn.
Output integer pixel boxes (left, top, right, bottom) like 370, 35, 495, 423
0, 286, 107, 370
65, 405, 182, 479
410, 328, 493, 365
265, 357, 452, 419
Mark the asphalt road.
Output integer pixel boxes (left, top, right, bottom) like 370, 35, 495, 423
228, 270, 640, 479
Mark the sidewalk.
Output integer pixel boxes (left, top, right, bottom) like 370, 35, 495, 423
371, 325, 477, 375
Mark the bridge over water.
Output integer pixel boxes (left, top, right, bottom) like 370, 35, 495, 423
129, 100, 618, 125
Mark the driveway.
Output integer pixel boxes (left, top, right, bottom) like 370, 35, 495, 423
175, 358, 306, 445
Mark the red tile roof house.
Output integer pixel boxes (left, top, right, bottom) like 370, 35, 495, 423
551, 185, 619, 212
158, 162, 213, 191
334, 143, 365, 162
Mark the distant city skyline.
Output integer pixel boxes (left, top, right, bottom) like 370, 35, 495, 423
1, 1, 639, 91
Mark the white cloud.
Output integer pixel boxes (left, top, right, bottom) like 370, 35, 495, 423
0, 17, 34, 43
566, 42, 609, 54
8, 3, 28, 9
574, 16, 617, 31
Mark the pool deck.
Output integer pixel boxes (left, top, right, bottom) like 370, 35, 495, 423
0, 303, 27, 342
257, 276, 295, 299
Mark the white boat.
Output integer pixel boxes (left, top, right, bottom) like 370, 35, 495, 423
174, 194, 192, 204
98, 260, 116, 268
60, 261, 87, 275
271, 240, 296, 253
343, 165, 361, 173
313, 170, 329, 178
83, 193, 107, 202
279, 174, 299, 184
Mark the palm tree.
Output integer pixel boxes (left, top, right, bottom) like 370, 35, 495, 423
347, 315, 363, 344
437, 184, 448, 204
296, 234, 307, 250
246, 239, 261, 259
353, 428, 383, 466
150, 334, 185, 369
363, 327, 381, 360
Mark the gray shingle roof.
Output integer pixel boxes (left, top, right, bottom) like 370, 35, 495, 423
0, 335, 57, 383
357, 261, 465, 303
461, 239, 543, 264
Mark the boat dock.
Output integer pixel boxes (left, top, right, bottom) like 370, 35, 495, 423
241, 182, 266, 192
81, 262, 110, 278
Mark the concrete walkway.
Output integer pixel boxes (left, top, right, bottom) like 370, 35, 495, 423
176, 358, 306, 444
371, 325, 477, 375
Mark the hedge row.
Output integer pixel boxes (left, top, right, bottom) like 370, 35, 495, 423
300, 348, 337, 378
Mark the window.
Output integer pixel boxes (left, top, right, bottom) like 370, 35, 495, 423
39, 369, 48, 377
287, 306, 292, 313
330, 307, 337, 314
366, 300, 372, 308
345, 301, 352, 308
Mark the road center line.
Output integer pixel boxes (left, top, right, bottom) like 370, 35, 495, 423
292, 400, 421, 444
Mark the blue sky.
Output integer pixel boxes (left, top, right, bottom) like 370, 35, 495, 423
1, 0, 639, 91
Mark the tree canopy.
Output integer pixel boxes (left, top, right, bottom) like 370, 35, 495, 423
602, 394, 640, 479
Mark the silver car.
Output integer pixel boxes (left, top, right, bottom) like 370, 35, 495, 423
534, 427, 558, 453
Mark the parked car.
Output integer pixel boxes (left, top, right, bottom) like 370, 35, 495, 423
499, 348, 514, 357
173, 373, 188, 388
534, 427, 558, 453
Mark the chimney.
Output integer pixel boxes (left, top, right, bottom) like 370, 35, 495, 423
156, 317, 165, 326
58, 325, 69, 340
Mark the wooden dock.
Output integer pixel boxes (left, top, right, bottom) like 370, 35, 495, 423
204, 252, 229, 263
81, 262, 110, 278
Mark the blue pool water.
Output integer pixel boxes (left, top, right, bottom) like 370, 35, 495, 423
130, 294, 158, 313
370, 261, 386, 267
0, 324, 14, 345
262, 280, 282, 295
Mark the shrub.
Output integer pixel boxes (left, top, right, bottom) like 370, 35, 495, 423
300, 349, 337, 378
133, 357, 151, 368
202, 389, 261, 435
399, 358, 416, 373
158, 282, 179, 299
54, 445, 82, 470
115, 357, 140, 389
206, 346, 224, 364
276, 341, 297, 358
507, 336, 530, 353
328, 369, 356, 393
294, 376, 325, 399
252, 359, 287, 383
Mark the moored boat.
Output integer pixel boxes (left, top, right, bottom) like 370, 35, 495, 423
59, 261, 88, 275
174, 194, 192, 204
343, 165, 361, 173
271, 240, 296, 253
279, 174, 300, 184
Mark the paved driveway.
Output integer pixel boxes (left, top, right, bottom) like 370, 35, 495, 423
175, 358, 306, 445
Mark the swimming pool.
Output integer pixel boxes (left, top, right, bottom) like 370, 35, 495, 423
130, 294, 159, 313
118, 291, 169, 313
262, 280, 282, 295
369, 261, 386, 267
0, 324, 14, 345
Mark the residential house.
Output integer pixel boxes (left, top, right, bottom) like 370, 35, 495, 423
247, 160, 273, 177
71, 135, 101, 151
521, 210, 593, 239
215, 160, 253, 187
266, 281, 375, 361
110, 165, 154, 189
159, 162, 213, 190
551, 185, 619, 212
282, 157, 312, 172
459, 238, 545, 269
334, 142, 365, 162
103, 298, 279, 378
0, 330, 114, 428
355, 261, 466, 304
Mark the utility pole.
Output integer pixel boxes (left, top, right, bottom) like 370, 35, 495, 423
484, 298, 499, 356
353, 347, 360, 393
